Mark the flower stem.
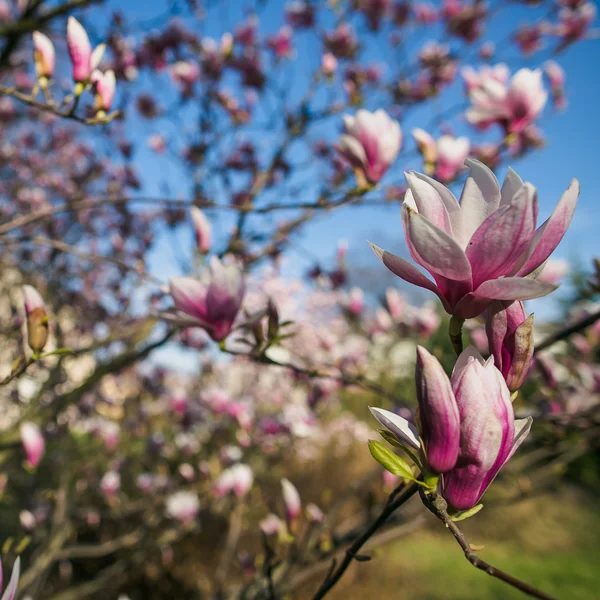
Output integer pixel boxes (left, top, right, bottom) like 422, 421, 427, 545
449, 316, 464, 356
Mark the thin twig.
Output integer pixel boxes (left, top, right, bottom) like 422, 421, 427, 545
534, 308, 600, 353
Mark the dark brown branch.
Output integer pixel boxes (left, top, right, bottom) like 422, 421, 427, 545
421, 490, 557, 600
311, 482, 419, 600
535, 308, 600, 354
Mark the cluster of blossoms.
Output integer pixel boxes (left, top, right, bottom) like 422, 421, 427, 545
368, 160, 578, 512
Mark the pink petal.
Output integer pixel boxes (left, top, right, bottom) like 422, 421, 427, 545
405, 173, 452, 234
473, 277, 557, 301
516, 179, 579, 277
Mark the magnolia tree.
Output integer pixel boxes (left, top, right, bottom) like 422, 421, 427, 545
0, 0, 599, 598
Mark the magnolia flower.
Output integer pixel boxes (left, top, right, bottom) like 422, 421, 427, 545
544, 61, 567, 110
371, 160, 579, 319
466, 67, 548, 134
372, 347, 532, 510
67, 17, 93, 82
100, 470, 121, 498
461, 63, 509, 93
412, 129, 470, 182
23, 284, 48, 352
321, 52, 338, 76
190, 206, 211, 253
165, 491, 200, 524
555, 3, 597, 48
91, 69, 116, 113
213, 463, 254, 498
32, 31, 55, 80
260, 513, 284, 536
341, 287, 364, 316
281, 478, 301, 521
20, 422, 45, 467
306, 503, 324, 523
169, 257, 245, 341
486, 301, 534, 392
337, 109, 402, 186
0, 557, 20, 600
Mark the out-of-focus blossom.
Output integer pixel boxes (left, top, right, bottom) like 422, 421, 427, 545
213, 463, 254, 498
537, 258, 570, 284
267, 26, 294, 59
461, 63, 508, 93
371, 161, 578, 319
281, 478, 301, 521
321, 52, 338, 77
442, 0, 487, 42
513, 23, 546, 55
169, 257, 245, 341
67, 17, 93, 83
0, 557, 20, 600
554, 2, 597, 49
479, 41, 495, 59
91, 69, 116, 113
23, 284, 48, 352
413, 129, 470, 182
324, 23, 359, 59
165, 491, 200, 524
100, 470, 121, 498
190, 207, 211, 254
306, 503, 324, 523
545, 61, 567, 110
466, 67, 547, 134
341, 287, 364, 316
414, 2, 438, 24
32, 31, 55, 81
260, 513, 284, 536
337, 109, 402, 186
286, 1, 315, 28
486, 301, 534, 392
20, 422, 45, 467
358, 0, 392, 31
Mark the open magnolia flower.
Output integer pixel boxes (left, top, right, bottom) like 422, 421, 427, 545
371, 160, 579, 319
371, 346, 533, 511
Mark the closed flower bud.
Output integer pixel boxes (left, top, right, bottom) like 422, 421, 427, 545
486, 301, 535, 392
32, 31, 55, 81
442, 347, 532, 510
190, 206, 211, 253
415, 346, 460, 473
165, 491, 199, 524
67, 17, 93, 83
281, 478, 301, 521
91, 69, 116, 113
20, 422, 45, 468
23, 285, 48, 353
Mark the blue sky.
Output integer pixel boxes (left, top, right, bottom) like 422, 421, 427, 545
98, 0, 600, 319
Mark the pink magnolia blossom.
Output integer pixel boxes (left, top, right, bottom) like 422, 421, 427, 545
91, 69, 116, 112
486, 301, 534, 392
190, 206, 211, 253
513, 23, 546, 55
371, 160, 579, 319
545, 61, 567, 110
466, 67, 548, 134
165, 491, 200, 524
337, 109, 402, 185
260, 513, 284, 536
341, 287, 364, 316
306, 503, 324, 523
213, 463, 254, 498
554, 2, 597, 48
100, 470, 121, 498
537, 258, 570, 284
281, 478, 302, 521
413, 129, 470, 182
321, 52, 338, 76
267, 26, 294, 59
67, 17, 93, 82
0, 557, 20, 600
32, 31, 55, 79
20, 422, 45, 468
461, 63, 508, 93
169, 257, 245, 341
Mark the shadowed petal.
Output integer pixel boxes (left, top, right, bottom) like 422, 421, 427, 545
369, 406, 421, 449
500, 168, 524, 206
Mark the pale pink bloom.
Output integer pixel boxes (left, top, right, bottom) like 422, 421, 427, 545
321, 52, 338, 76
267, 26, 294, 59
171, 61, 200, 87
306, 503, 324, 522
371, 160, 579, 318
91, 69, 116, 112
260, 513, 283, 536
537, 258, 570, 284
213, 463, 253, 498
23, 284, 45, 314
67, 17, 93, 82
435, 135, 471, 182
190, 206, 211, 253
555, 3, 597, 46
461, 63, 509, 93
385, 288, 405, 321
0, 556, 20, 600
466, 68, 547, 134
337, 109, 402, 185
412, 128, 437, 164
20, 422, 45, 467
545, 61, 567, 110
19, 510, 37, 531
479, 41, 495, 60
32, 31, 55, 79
99, 420, 120, 451
100, 470, 120, 498
148, 134, 166, 153
342, 287, 364, 315
166, 491, 199, 524
281, 478, 301, 521
169, 395, 188, 415
414, 2, 438, 24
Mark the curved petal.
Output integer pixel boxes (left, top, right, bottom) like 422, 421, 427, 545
402, 205, 472, 282
504, 416, 533, 464
500, 167, 524, 206
405, 173, 452, 234
473, 277, 557, 301
369, 406, 421, 449
467, 183, 537, 288
516, 179, 579, 277
1, 557, 20, 600
459, 159, 501, 240
369, 243, 451, 311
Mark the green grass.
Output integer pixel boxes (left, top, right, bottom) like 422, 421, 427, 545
300, 487, 600, 599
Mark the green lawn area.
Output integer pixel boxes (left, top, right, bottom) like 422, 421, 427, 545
300, 486, 600, 599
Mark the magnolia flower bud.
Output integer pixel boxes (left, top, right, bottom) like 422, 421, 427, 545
442, 348, 533, 510
100, 470, 121, 498
20, 422, 45, 468
165, 491, 200, 524
67, 17, 92, 83
32, 31, 55, 80
281, 478, 301, 521
190, 206, 211, 253
260, 513, 283, 536
23, 285, 48, 353
415, 346, 460, 473
91, 69, 116, 113
486, 301, 535, 392
337, 109, 402, 186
